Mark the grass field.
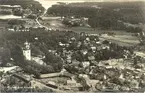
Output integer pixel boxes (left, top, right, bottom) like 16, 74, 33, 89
40, 17, 139, 47
40, 17, 134, 34
71, 27, 139, 47
100, 36, 139, 47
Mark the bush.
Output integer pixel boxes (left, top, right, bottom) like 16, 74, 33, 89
13, 8, 23, 16
126, 26, 142, 33
26, 14, 37, 19
8, 19, 26, 26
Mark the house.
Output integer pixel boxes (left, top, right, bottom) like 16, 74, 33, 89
8, 25, 30, 32
87, 52, 95, 61
82, 61, 90, 68
91, 46, 96, 52
32, 57, 46, 65
66, 78, 82, 90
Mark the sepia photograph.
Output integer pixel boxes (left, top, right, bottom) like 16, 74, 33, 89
0, 0, 145, 92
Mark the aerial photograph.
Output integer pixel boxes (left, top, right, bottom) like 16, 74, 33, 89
0, 0, 145, 92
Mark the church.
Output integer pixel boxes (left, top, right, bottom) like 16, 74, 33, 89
22, 41, 31, 60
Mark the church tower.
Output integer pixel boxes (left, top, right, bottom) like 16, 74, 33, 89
23, 41, 31, 60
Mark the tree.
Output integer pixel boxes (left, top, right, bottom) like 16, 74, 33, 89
0, 0, 45, 14
88, 16, 98, 30
26, 14, 37, 19
10, 44, 24, 63
8, 19, 26, 26
0, 71, 4, 78
43, 51, 63, 72
71, 50, 84, 62
13, 8, 24, 17
31, 44, 44, 56
0, 48, 11, 66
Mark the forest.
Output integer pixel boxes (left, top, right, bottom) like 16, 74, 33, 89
0, 0, 45, 14
47, 1, 144, 31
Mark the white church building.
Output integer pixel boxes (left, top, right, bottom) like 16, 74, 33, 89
22, 41, 31, 60
22, 41, 46, 65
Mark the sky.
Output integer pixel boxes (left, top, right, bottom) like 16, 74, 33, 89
35, 0, 145, 9
35, 0, 84, 9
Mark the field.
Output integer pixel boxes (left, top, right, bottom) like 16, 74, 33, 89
40, 17, 139, 47
100, 35, 139, 47
0, 16, 140, 47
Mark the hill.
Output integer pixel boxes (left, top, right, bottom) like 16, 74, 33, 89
0, 0, 45, 14
47, 1, 145, 24
47, 1, 144, 31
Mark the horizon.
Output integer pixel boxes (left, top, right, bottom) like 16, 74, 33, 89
35, 0, 145, 9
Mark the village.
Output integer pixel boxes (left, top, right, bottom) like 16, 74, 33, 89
0, 0, 145, 92
0, 30, 145, 92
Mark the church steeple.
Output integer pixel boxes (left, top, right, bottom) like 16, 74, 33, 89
22, 41, 31, 60
24, 41, 30, 49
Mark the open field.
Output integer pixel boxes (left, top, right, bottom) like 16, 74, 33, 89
40, 17, 134, 34
71, 28, 139, 47
100, 34, 139, 46
100, 37, 139, 47
40, 17, 139, 47
70, 27, 133, 35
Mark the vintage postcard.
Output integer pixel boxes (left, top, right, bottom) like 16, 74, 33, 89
0, 0, 145, 92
